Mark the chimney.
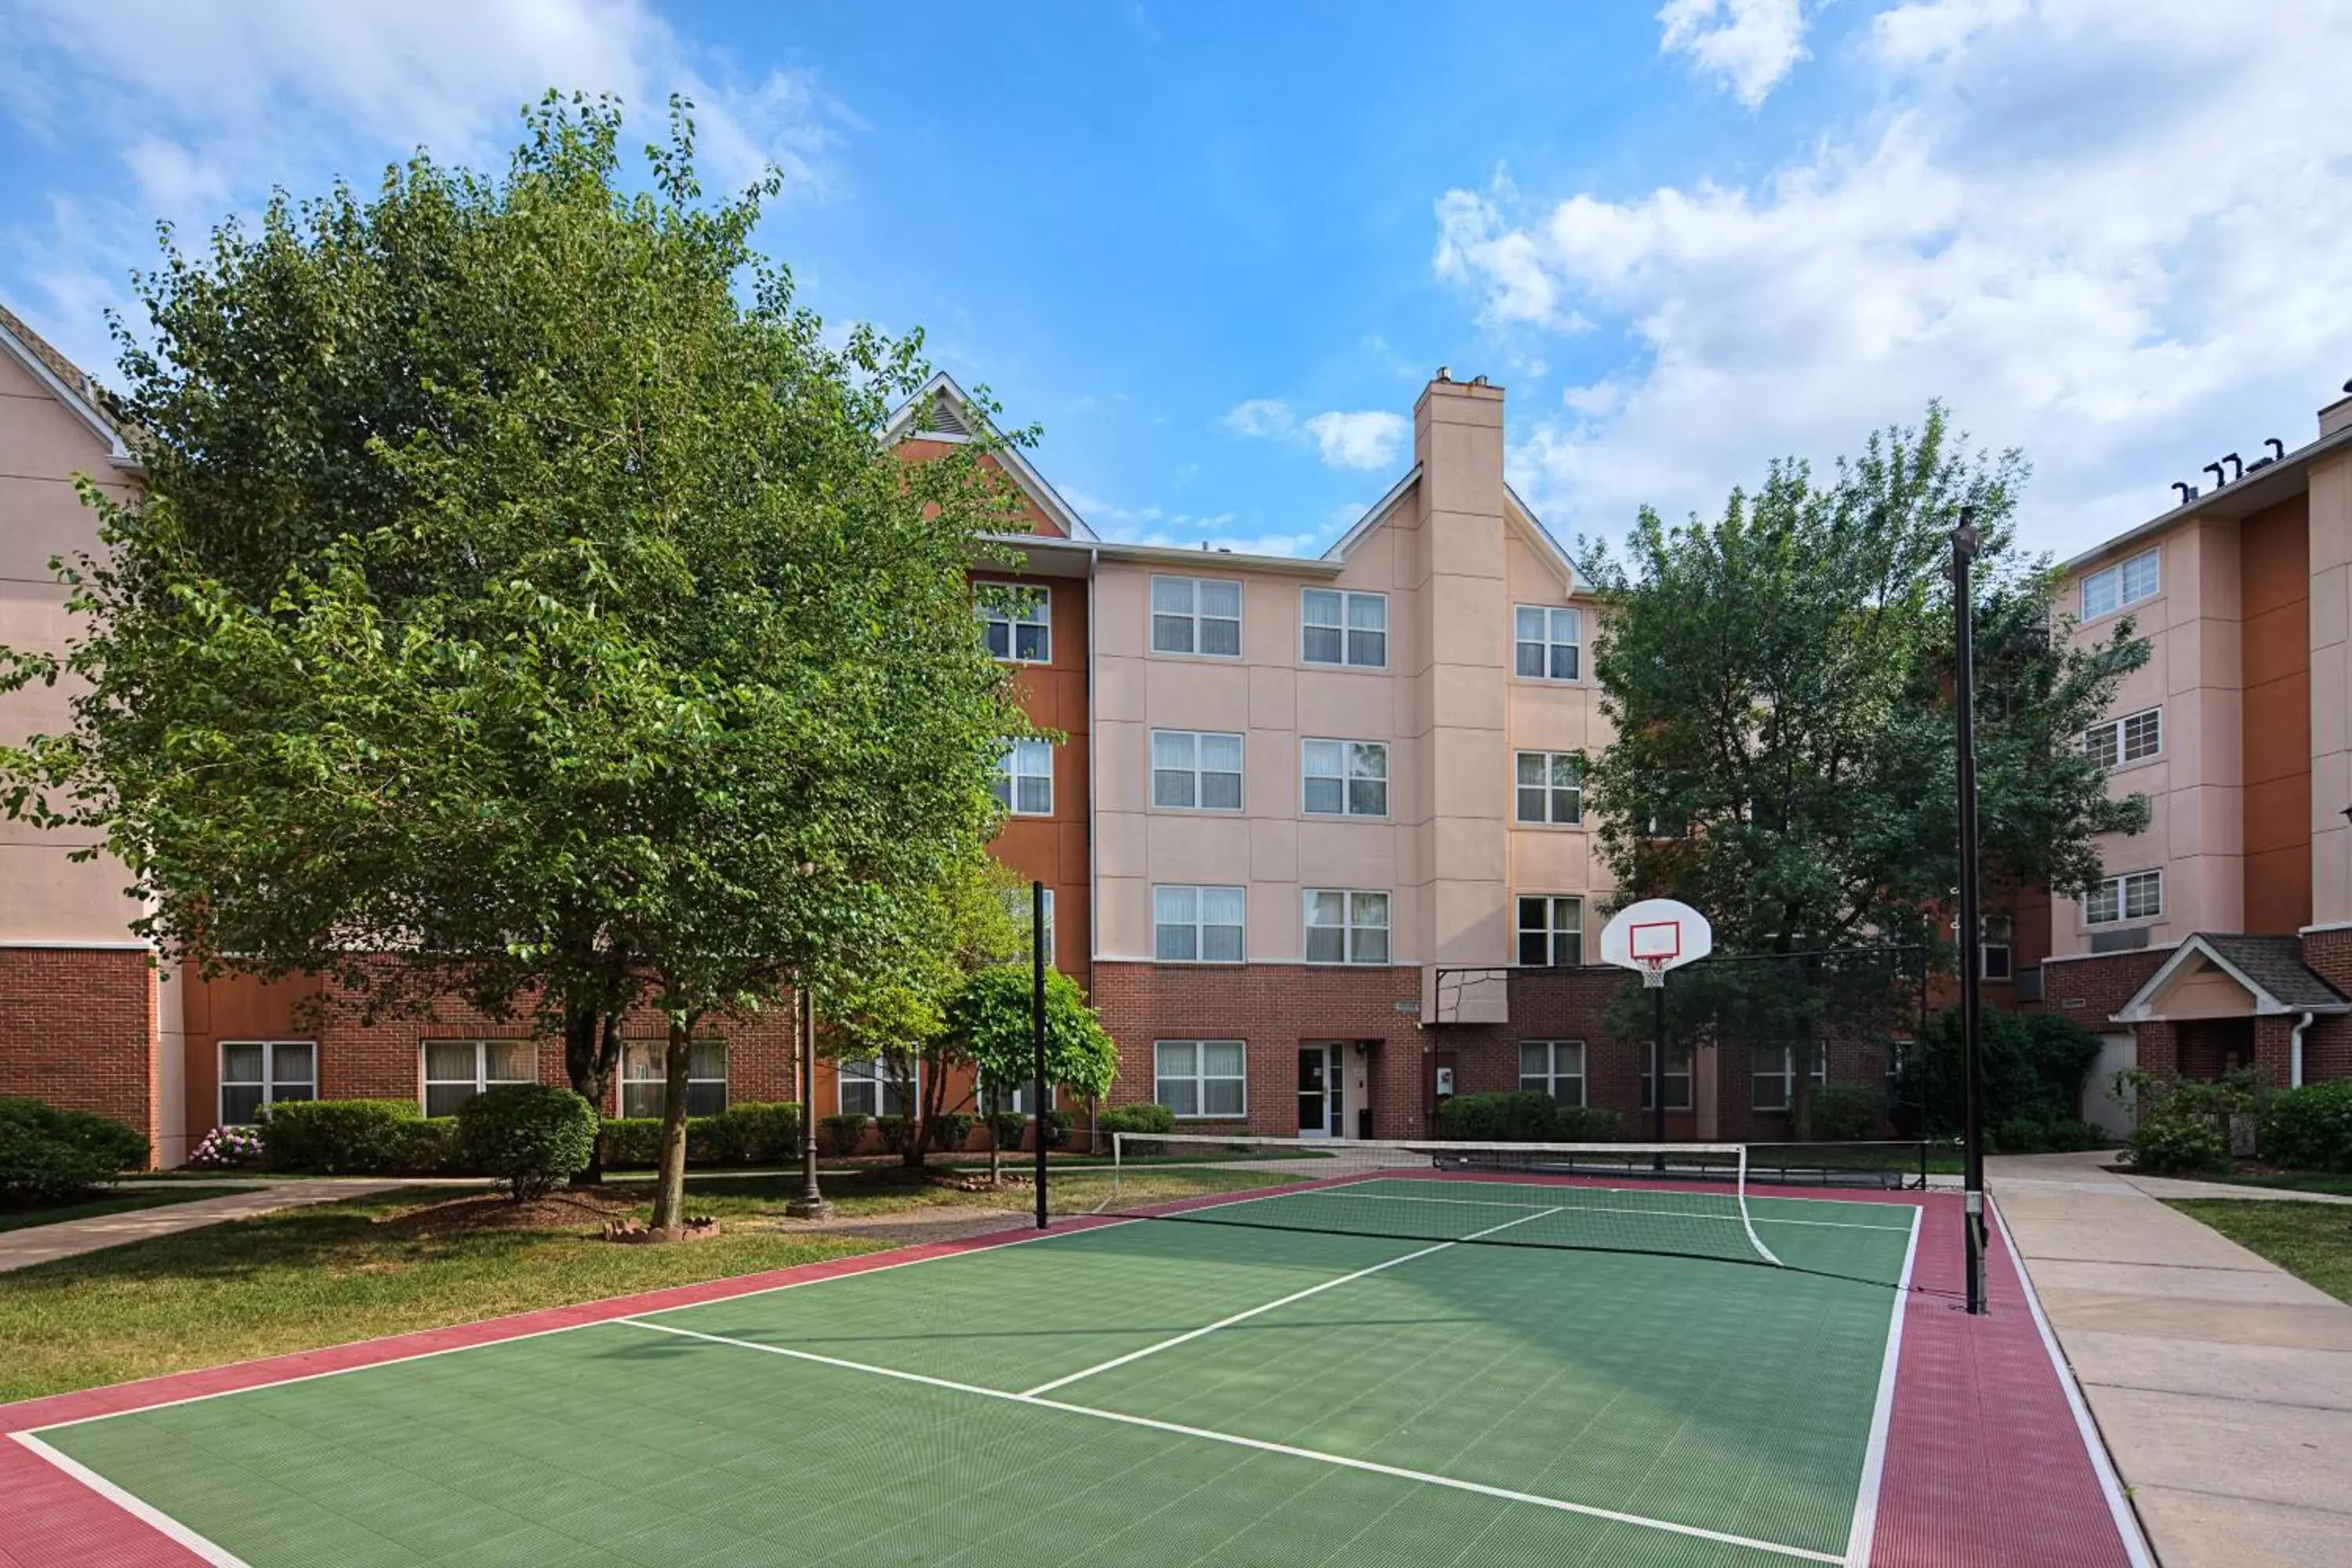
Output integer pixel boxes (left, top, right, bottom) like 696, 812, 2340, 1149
2324, 379, 2352, 441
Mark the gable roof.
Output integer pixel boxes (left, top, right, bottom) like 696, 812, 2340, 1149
1318, 469, 1584, 594
882, 372, 1098, 542
2113, 933, 2350, 1022
0, 301, 136, 469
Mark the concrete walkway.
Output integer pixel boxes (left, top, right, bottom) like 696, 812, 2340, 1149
0, 1181, 408, 1274
1990, 1150, 2352, 1566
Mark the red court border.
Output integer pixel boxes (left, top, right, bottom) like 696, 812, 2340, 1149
0, 1178, 2145, 1568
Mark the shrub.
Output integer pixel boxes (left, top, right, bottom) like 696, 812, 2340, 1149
706, 1102, 802, 1165
187, 1123, 265, 1170
260, 1099, 423, 1174
873, 1115, 913, 1155
1899, 1009, 2103, 1138
2124, 1114, 2228, 1174
2259, 1081, 2352, 1173
0, 1098, 149, 1201
397, 1117, 463, 1174
1436, 1091, 1560, 1142
819, 1114, 869, 1157
986, 1110, 1028, 1151
1552, 1105, 1622, 1142
927, 1112, 975, 1152
1808, 1082, 1888, 1142
1044, 1109, 1075, 1148
1099, 1103, 1176, 1155
456, 1084, 597, 1200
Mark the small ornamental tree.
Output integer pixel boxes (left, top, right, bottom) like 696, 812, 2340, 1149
944, 964, 1118, 1181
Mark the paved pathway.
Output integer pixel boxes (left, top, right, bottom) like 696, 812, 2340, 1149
1990, 1150, 2352, 1566
0, 1181, 408, 1274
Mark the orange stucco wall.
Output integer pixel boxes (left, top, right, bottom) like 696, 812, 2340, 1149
975, 569, 1091, 986
2240, 495, 2312, 935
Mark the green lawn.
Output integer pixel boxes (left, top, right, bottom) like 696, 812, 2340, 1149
2168, 1198, 2352, 1304
2193, 1168, 2352, 1198
0, 1185, 249, 1234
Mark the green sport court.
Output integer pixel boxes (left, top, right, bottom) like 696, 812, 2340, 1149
1, 1163, 2147, 1567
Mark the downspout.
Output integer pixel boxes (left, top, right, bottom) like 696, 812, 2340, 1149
1085, 544, 1101, 1153
2291, 1011, 2313, 1089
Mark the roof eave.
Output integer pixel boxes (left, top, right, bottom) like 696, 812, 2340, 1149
2063, 421, 2352, 575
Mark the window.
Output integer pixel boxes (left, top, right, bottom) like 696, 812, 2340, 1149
1640, 1042, 1694, 1112
2085, 707, 2161, 770
978, 1080, 1057, 1115
1002, 885, 1055, 966
1518, 1040, 1585, 1105
2080, 548, 2160, 620
1151, 575, 1242, 657
840, 1054, 915, 1117
1154, 884, 1246, 962
978, 585, 1050, 662
422, 1040, 535, 1117
1516, 896, 1584, 967
1751, 1046, 1828, 1112
1301, 589, 1387, 668
1305, 889, 1390, 965
1980, 914, 2013, 982
2085, 869, 2162, 926
994, 739, 1054, 815
1514, 752, 1584, 826
1513, 605, 1581, 681
1155, 1040, 1247, 1118
219, 1040, 314, 1127
1152, 730, 1244, 811
1302, 739, 1388, 817
620, 1040, 730, 1119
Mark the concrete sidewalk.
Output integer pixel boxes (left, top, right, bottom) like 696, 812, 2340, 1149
0, 1181, 406, 1274
1991, 1151, 2352, 1566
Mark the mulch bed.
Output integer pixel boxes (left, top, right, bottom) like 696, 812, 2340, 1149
378, 1192, 637, 1236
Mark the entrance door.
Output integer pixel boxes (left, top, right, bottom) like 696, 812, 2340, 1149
1298, 1044, 1344, 1138
2085, 1033, 2137, 1137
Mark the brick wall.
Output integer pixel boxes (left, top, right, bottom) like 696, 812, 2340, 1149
0, 947, 158, 1159
2036, 949, 2168, 1023
1091, 961, 1425, 1138
2300, 930, 2352, 1081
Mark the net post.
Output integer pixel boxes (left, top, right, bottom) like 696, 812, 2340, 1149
1033, 879, 1048, 1231
1651, 975, 1668, 1174
1732, 1145, 1784, 1267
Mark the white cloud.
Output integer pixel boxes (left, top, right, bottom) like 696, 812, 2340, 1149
1438, 0, 2352, 560
0, 0, 857, 369
1303, 410, 1410, 471
1223, 397, 1295, 437
1657, 0, 1809, 108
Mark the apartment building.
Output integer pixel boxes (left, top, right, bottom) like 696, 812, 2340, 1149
2011, 379, 2352, 1129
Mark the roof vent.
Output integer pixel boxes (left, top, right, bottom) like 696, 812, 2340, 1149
1436, 365, 1451, 383
920, 395, 971, 437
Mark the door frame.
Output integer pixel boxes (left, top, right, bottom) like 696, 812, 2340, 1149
1298, 1041, 1345, 1138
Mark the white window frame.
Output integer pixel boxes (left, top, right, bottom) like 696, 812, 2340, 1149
1154, 1040, 1247, 1120
421, 1040, 536, 1118
2084, 869, 2162, 926
1640, 1041, 1695, 1112
1515, 895, 1584, 967
1304, 888, 1391, 966
1151, 729, 1245, 812
978, 584, 1051, 664
978, 1080, 1058, 1116
2079, 548, 2160, 621
218, 1040, 316, 1127
620, 1040, 731, 1120
1150, 575, 1243, 659
2085, 707, 2161, 771
1518, 1040, 1585, 1105
1512, 604, 1581, 682
995, 739, 1054, 816
839, 1054, 917, 1118
1301, 588, 1388, 669
1751, 1045, 1828, 1112
1301, 738, 1388, 818
1002, 886, 1054, 967
1153, 884, 1246, 963
1513, 751, 1584, 826
1980, 914, 2013, 982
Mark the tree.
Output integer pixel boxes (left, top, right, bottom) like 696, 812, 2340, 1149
1577, 406, 2149, 1135
944, 965, 1119, 1182
0, 94, 1029, 1232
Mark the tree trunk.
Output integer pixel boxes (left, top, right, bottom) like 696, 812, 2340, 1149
571, 1006, 623, 1186
649, 1014, 696, 1230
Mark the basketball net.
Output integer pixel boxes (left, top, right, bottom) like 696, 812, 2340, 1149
1638, 957, 1667, 989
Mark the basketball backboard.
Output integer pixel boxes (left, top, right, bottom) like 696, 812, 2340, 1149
1599, 898, 1711, 986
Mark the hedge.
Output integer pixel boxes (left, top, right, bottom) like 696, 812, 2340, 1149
2259, 1081, 2352, 1173
0, 1098, 148, 1202
597, 1102, 804, 1170
457, 1084, 597, 1200
260, 1100, 425, 1174
1436, 1093, 1621, 1143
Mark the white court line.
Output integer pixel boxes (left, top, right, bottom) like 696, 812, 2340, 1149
1020, 1205, 1563, 1398
1841, 1203, 1921, 1566
9, 1431, 252, 1567
1289, 1185, 1918, 1232
615, 1316, 1844, 1565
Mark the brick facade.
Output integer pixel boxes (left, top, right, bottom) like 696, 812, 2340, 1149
0, 946, 158, 1156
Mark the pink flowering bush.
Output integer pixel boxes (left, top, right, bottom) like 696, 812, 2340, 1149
187, 1124, 265, 1170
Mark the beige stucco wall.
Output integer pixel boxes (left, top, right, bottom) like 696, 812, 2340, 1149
1092, 379, 1609, 978
2311, 448, 2352, 926
0, 345, 143, 942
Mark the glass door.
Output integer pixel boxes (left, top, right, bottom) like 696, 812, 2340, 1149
1298, 1044, 1343, 1138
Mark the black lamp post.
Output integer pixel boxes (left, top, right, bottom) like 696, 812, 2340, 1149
1951, 506, 1988, 1316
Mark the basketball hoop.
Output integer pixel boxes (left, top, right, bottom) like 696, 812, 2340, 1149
1637, 957, 1667, 989
1600, 900, 1711, 986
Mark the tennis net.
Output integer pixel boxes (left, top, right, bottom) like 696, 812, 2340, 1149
1096, 1134, 1785, 1269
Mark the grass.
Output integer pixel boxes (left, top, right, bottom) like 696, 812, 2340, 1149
2168, 1198, 2352, 1305
0, 1163, 1285, 1405
2190, 1167, 2352, 1198
0, 1186, 249, 1234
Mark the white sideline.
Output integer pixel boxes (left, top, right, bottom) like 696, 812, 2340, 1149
1841, 1203, 1922, 1566
615, 1316, 1845, 1565
9, 1431, 252, 1567
1019, 1205, 1563, 1398
1290, 1186, 1916, 1232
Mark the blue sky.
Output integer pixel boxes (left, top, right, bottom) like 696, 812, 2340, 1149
4, 1, 2350, 564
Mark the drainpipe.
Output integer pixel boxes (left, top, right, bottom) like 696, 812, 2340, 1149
2291, 1011, 2314, 1088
